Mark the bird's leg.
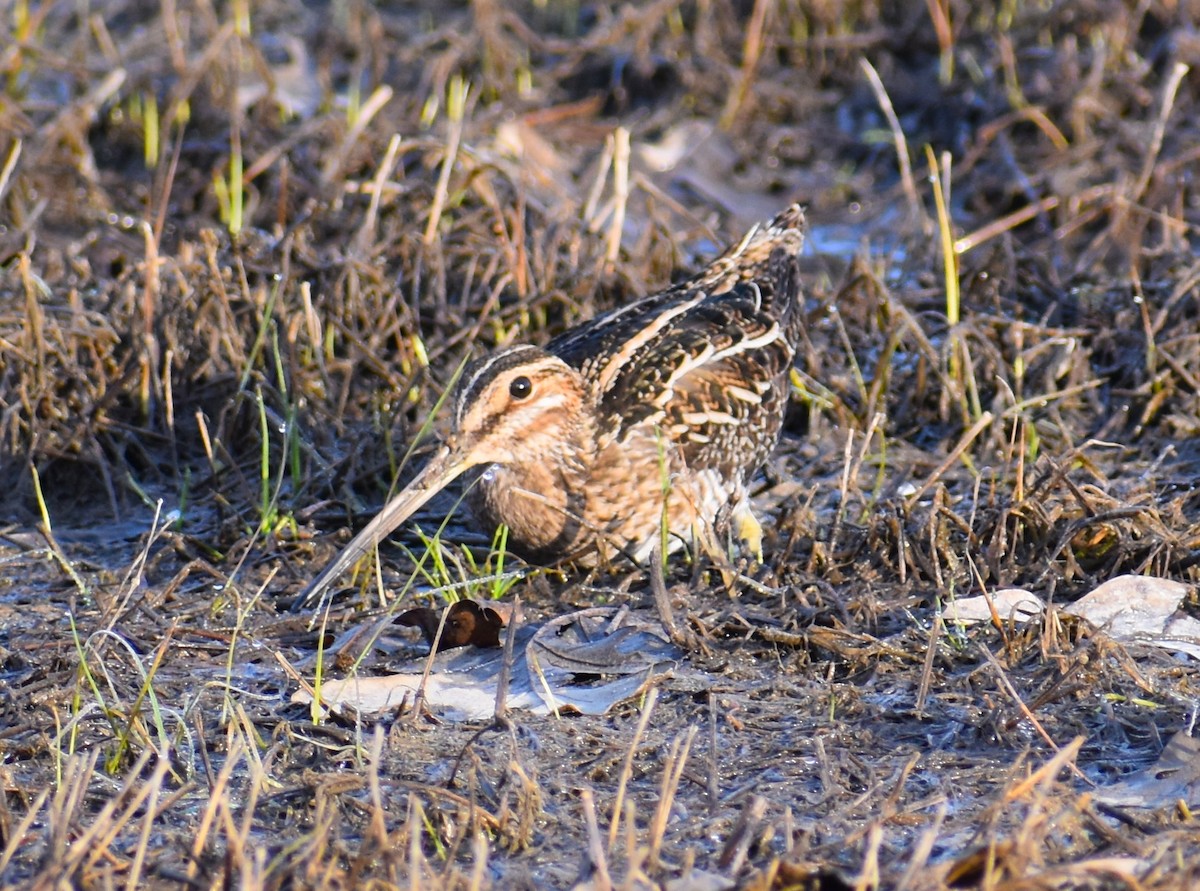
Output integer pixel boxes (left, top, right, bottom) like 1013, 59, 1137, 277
730, 497, 765, 564
691, 491, 764, 591
690, 514, 741, 590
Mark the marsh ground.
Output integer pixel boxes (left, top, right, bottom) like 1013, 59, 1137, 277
2, 1, 1200, 888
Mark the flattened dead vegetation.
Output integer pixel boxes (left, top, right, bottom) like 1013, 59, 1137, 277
2, 1, 1200, 888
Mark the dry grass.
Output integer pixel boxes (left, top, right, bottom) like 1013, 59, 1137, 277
2, 0, 1200, 888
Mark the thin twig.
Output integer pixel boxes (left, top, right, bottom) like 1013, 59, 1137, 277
0, 138, 21, 205
860, 58, 921, 221
719, 0, 771, 130
578, 789, 613, 891
605, 127, 631, 269
979, 645, 1091, 783
1132, 62, 1189, 203
904, 410, 995, 508
608, 687, 658, 850
493, 594, 522, 723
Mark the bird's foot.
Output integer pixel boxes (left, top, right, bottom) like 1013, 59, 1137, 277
731, 503, 764, 564
693, 501, 764, 592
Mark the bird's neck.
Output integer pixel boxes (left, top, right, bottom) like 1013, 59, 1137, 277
467, 410, 599, 559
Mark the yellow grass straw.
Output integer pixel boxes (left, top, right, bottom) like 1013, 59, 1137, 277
924, 144, 959, 327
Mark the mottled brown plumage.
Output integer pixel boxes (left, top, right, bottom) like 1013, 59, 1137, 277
295, 205, 806, 611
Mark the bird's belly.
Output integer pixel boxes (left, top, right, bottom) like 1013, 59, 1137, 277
466, 445, 734, 566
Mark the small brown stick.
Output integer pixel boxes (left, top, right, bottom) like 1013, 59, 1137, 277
719, 0, 771, 130
914, 614, 942, 716
860, 58, 921, 221
188, 737, 246, 880
0, 788, 48, 876
151, 118, 184, 247
923, 0, 954, 77
526, 644, 561, 719
854, 822, 884, 891
423, 78, 466, 244
493, 594, 523, 723
1002, 735, 1086, 801
895, 802, 948, 891
648, 726, 698, 869
954, 195, 1061, 254
322, 85, 393, 186
406, 795, 429, 891
80, 753, 169, 881
707, 692, 720, 813
467, 831, 489, 891
649, 545, 689, 648
1132, 62, 1190, 204
608, 686, 658, 850
966, 552, 1014, 657
831, 427, 856, 551
604, 127, 631, 269
393, 781, 502, 832
355, 133, 404, 251
407, 601, 453, 726
582, 135, 614, 227
979, 646, 1091, 784
717, 794, 767, 873
578, 789, 613, 891
0, 139, 21, 205
366, 728, 389, 852
846, 411, 885, 524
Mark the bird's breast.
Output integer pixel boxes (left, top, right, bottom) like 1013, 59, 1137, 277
467, 460, 589, 561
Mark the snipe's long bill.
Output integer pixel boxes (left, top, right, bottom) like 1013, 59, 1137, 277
294, 205, 806, 612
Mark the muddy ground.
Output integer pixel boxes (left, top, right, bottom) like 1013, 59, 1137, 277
2, 1, 1200, 888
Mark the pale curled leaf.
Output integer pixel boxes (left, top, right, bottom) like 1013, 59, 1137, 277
1067, 575, 1190, 633
1094, 731, 1200, 809
293, 607, 681, 721
943, 575, 1200, 660
942, 588, 1046, 625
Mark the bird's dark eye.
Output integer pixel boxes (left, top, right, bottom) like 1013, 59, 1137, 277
509, 376, 532, 399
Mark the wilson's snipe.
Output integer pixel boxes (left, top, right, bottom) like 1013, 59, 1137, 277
295, 205, 805, 611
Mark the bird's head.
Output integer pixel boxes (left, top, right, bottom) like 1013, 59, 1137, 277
448, 344, 591, 467
292, 344, 591, 611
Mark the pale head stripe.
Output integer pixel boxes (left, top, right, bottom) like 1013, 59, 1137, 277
453, 344, 544, 426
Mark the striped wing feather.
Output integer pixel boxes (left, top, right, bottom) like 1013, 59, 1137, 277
548, 205, 805, 377
548, 205, 805, 480
588, 285, 792, 473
